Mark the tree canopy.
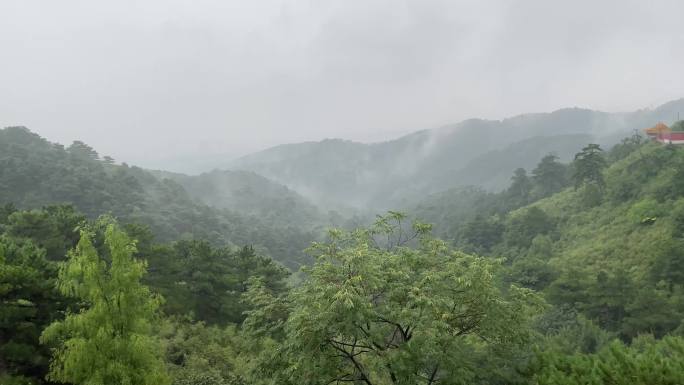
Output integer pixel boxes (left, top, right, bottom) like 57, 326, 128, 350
39, 218, 169, 385
266, 213, 543, 385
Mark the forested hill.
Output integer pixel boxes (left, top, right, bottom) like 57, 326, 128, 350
227, 99, 684, 210
0, 126, 317, 268
411, 135, 684, 341
6, 122, 684, 384
153, 169, 323, 228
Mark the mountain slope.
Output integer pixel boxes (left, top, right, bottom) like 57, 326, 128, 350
227, 99, 684, 210
409, 137, 684, 339
528, 142, 684, 277
155, 169, 323, 228
391, 133, 592, 207
0, 127, 315, 268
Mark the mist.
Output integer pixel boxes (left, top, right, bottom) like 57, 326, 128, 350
2, 0, 684, 172
7, 3, 684, 383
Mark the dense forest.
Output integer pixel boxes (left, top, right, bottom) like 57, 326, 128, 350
0, 127, 318, 270
3, 119, 684, 385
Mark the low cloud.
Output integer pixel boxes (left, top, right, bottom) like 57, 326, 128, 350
1, 0, 683, 171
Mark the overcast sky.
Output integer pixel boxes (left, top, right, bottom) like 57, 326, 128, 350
2, 0, 684, 171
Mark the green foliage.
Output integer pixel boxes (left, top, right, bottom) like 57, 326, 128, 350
651, 238, 684, 288
547, 267, 684, 340
0, 236, 65, 383
508, 256, 558, 291
413, 139, 684, 369
0, 126, 316, 268
409, 139, 684, 348
661, 155, 684, 200
268, 213, 543, 385
411, 186, 504, 242
534, 335, 684, 384
504, 206, 556, 249
572, 143, 607, 191
459, 214, 504, 253
608, 132, 646, 162
0, 204, 302, 384
0, 374, 41, 385
146, 241, 290, 325
67, 140, 99, 160
578, 183, 604, 208
160, 318, 252, 385
515, 143, 684, 340
415, 163, 565, 254
40, 218, 169, 385
584, 269, 635, 334
531, 154, 569, 198
0, 202, 17, 224
606, 142, 674, 202
241, 277, 290, 340
5, 123, 684, 384
5, 205, 84, 260
507, 168, 533, 207
628, 197, 666, 224
537, 310, 614, 355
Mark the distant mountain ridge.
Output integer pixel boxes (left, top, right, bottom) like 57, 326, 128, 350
225, 98, 684, 210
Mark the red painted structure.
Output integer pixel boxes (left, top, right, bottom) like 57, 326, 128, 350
655, 131, 684, 144
644, 122, 684, 144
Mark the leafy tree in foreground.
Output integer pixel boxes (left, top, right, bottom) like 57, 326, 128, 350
40, 218, 169, 385
268, 213, 543, 385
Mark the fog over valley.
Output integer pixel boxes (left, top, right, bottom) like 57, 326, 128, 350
2, 0, 684, 171
4, 2, 684, 385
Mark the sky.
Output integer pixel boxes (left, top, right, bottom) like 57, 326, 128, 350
2, 0, 684, 172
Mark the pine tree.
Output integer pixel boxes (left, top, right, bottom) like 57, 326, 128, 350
532, 154, 568, 198
572, 144, 607, 190
0, 236, 64, 382
507, 168, 533, 206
